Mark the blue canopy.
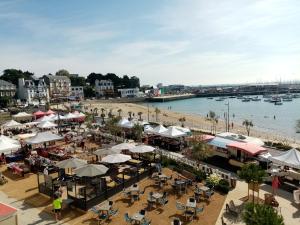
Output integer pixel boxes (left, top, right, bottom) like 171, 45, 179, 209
208, 137, 234, 149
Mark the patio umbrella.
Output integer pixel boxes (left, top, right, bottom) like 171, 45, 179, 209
94, 148, 120, 156
74, 164, 109, 177
111, 142, 136, 151
0, 135, 20, 154
55, 158, 87, 169
129, 145, 156, 154
101, 154, 132, 164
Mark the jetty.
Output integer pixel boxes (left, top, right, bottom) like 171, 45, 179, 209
146, 93, 196, 102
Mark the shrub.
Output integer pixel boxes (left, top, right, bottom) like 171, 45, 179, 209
206, 173, 222, 188
193, 169, 206, 182
215, 179, 230, 194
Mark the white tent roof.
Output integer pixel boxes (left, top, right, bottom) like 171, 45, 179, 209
170, 126, 191, 134
94, 148, 120, 156
51, 114, 66, 121
129, 145, 155, 153
24, 121, 40, 126
270, 148, 300, 169
216, 132, 265, 146
12, 112, 32, 118
0, 136, 20, 154
160, 126, 186, 138
118, 118, 129, 126
36, 116, 53, 122
121, 121, 135, 128
101, 153, 132, 164
26, 131, 63, 144
2, 120, 23, 128
37, 121, 57, 129
111, 142, 136, 151
147, 124, 168, 134
64, 113, 77, 119
17, 133, 37, 140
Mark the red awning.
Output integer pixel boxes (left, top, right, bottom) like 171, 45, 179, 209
226, 142, 266, 156
33, 110, 45, 116
0, 203, 17, 220
45, 109, 55, 115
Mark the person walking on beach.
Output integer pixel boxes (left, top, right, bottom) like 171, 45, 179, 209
53, 194, 62, 221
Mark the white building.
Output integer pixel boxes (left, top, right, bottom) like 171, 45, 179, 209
43, 75, 71, 99
117, 88, 140, 98
70, 86, 84, 100
0, 80, 16, 98
18, 78, 49, 104
95, 79, 114, 97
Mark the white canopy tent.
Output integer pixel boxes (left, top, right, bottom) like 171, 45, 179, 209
170, 126, 191, 134
64, 113, 77, 119
159, 126, 187, 138
0, 135, 20, 154
37, 121, 57, 129
12, 112, 32, 120
1, 120, 23, 129
35, 116, 53, 123
147, 124, 168, 134
270, 148, 300, 169
111, 142, 136, 151
101, 153, 132, 164
94, 148, 119, 156
129, 145, 155, 153
26, 131, 63, 144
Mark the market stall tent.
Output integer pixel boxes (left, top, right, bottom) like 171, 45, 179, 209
159, 126, 187, 138
33, 110, 45, 119
146, 124, 167, 134
37, 121, 57, 129
0, 203, 18, 225
0, 136, 20, 154
26, 131, 63, 144
12, 112, 32, 121
270, 148, 300, 169
1, 120, 23, 129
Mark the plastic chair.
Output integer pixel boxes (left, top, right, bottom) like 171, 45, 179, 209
124, 213, 132, 223
176, 201, 185, 211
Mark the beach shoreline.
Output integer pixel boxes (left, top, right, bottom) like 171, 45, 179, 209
67, 101, 300, 147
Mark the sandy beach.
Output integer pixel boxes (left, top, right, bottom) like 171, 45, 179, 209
71, 101, 300, 147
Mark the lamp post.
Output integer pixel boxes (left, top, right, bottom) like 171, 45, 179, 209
225, 102, 230, 132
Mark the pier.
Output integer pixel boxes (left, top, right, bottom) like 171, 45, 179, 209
146, 93, 196, 102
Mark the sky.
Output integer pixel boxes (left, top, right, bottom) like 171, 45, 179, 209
1, 0, 300, 86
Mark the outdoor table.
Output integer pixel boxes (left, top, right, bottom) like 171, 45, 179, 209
174, 180, 187, 194
186, 199, 197, 209
131, 213, 144, 223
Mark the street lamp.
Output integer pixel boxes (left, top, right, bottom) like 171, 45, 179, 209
225, 102, 230, 132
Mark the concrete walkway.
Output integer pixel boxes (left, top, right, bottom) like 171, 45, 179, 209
0, 191, 68, 225
215, 180, 300, 225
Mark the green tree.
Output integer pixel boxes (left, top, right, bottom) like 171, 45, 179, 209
138, 112, 143, 121
238, 164, 266, 202
132, 124, 143, 141
108, 109, 113, 118
70, 76, 86, 86
154, 107, 161, 122
1, 69, 34, 86
243, 119, 254, 136
117, 109, 122, 117
208, 111, 218, 134
55, 69, 70, 77
190, 136, 212, 161
83, 86, 95, 98
243, 203, 284, 225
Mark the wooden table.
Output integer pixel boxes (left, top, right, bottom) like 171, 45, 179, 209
152, 192, 163, 200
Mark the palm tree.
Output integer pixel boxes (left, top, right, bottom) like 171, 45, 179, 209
154, 107, 161, 122
243, 203, 284, 225
138, 112, 143, 121
208, 111, 218, 134
132, 124, 144, 141
190, 137, 212, 161
108, 109, 113, 118
179, 117, 186, 127
238, 164, 266, 202
243, 119, 253, 136
128, 111, 133, 121
117, 109, 122, 117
